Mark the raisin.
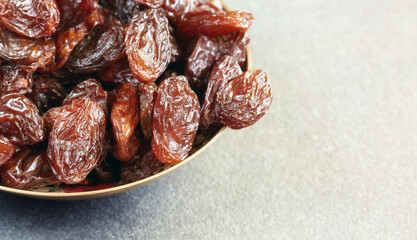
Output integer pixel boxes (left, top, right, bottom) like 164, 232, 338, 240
162, 0, 222, 23
47, 98, 106, 184
134, 0, 163, 8
121, 145, 162, 183
27, 75, 67, 115
65, 22, 125, 74
177, 10, 254, 39
98, 57, 143, 88
0, 63, 33, 95
139, 82, 157, 141
0, 147, 59, 190
152, 76, 200, 163
200, 55, 242, 130
55, 0, 99, 32
99, 0, 143, 24
125, 9, 172, 83
216, 70, 272, 129
218, 32, 250, 66
111, 83, 141, 161
0, 136, 15, 167
93, 155, 122, 182
185, 35, 218, 90
0, 25, 56, 72
0, 0, 60, 38
63, 79, 108, 114
0, 94, 44, 145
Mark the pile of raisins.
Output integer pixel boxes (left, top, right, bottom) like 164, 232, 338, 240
0, 0, 272, 190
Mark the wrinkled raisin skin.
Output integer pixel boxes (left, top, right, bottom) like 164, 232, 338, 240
177, 10, 254, 39
134, 0, 163, 8
47, 98, 106, 184
0, 94, 44, 145
27, 75, 67, 115
55, 0, 99, 32
0, 136, 15, 167
111, 83, 141, 162
63, 79, 108, 114
121, 145, 162, 183
0, 147, 58, 190
125, 9, 171, 83
200, 55, 242, 130
0, 63, 33, 95
98, 57, 143, 88
216, 70, 272, 129
185, 35, 218, 90
65, 23, 125, 74
152, 76, 200, 163
99, 0, 143, 24
0, 25, 56, 72
218, 32, 250, 66
0, 0, 60, 38
139, 82, 157, 141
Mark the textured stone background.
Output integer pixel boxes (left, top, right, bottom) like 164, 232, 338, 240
1, 0, 417, 239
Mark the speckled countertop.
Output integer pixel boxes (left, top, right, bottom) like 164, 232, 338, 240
1, 0, 417, 239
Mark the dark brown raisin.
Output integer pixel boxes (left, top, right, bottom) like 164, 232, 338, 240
0, 62, 33, 95
99, 0, 143, 24
98, 57, 144, 88
121, 145, 162, 183
55, 0, 99, 32
63, 79, 108, 114
27, 75, 67, 115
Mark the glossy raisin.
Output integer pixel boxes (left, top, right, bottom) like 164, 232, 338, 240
0, 0, 60, 38
55, 0, 99, 32
200, 55, 242, 130
98, 57, 143, 88
134, 0, 163, 8
63, 79, 108, 114
152, 76, 200, 163
125, 9, 171, 83
99, 0, 143, 24
216, 70, 272, 129
0, 63, 33, 95
0, 25, 55, 72
27, 75, 67, 115
185, 35, 218, 90
121, 145, 162, 183
65, 22, 125, 74
47, 98, 106, 184
0, 94, 44, 145
111, 83, 141, 162
162, 0, 222, 23
0, 147, 59, 190
139, 82, 157, 141
218, 32, 250, 66
177, 10, 254, 38
0, 136, 15, 167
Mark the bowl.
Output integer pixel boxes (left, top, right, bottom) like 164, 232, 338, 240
0, 1, 252, 200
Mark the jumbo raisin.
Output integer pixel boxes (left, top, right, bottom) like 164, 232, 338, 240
47, 98, 106, 184
55, 0, 99, 32
139, 82, 157, 141
152, 76, 200, 163
0, 0, 60, 38
125, 9, 171, 83
63, 79, 108, 114
27, 75, 67, 115
216, 70, 272, 129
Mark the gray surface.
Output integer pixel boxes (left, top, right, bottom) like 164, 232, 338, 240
1, 0, 417, 239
